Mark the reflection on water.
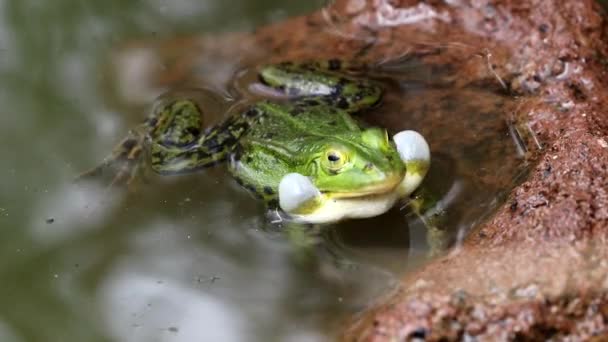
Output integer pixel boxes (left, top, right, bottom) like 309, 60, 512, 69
0, 1, 527, 341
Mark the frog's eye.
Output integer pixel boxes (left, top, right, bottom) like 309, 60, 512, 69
322, 150, 348, 173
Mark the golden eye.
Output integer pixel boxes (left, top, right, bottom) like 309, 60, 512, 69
323, 150, 347, 172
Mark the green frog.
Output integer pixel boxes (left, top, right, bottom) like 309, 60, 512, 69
85, 61, 431, 224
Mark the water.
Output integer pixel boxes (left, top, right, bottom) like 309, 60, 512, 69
0, 1, 528, 341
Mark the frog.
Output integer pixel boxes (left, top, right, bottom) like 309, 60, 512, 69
83, 61, 431, 224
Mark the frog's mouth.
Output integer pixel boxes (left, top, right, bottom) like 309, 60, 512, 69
322, 173, 403, 199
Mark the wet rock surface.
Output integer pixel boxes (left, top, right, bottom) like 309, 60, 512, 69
108, 0, 608, 340
332, 0, 608, 340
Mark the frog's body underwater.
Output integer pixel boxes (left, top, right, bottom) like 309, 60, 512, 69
88, 61, 431, 224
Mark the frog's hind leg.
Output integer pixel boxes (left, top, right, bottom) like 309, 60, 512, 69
258, 61, 382, 113
150, 107, 250, 174
78, 99, 243, 187
76, 129, 146, 187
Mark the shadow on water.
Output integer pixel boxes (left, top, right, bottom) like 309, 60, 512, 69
0, 1, 530, 341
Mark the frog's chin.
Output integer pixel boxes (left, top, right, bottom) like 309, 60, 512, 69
322, 176, 403, 199
289, 191, 400, 224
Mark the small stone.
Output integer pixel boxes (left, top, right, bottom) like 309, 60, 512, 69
46, 218, 55, 224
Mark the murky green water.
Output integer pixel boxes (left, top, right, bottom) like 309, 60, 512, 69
0, 1, 528, 341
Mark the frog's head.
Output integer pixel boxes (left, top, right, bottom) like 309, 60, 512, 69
307, 128, 405, 198
279, 129, 430, 222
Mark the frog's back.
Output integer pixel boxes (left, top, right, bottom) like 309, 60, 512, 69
246, 99, 361, 144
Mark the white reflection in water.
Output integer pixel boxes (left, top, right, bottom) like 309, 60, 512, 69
98, 221, 326, 342
29, 183, 120, 245
0, 318, 23, 342
99, 223, 247, 341
101, 271, 244, 342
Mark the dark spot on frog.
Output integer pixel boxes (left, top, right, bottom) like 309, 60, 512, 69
245, 108, 259, 117
122, 138, 138, 150
303, 99, 320, 107
287, 87, 300, 96
204, 137, 219, 149
245, 186, 263, 199
290, 106, 304, 116
336, 98, 349, 109
263, 186, 274, 195
263, 133, 275, 139
195, 151, 211, 162
328, 120, 337, 126
146, 117, 158, 127
332, 81, 344, 95
186, 127, 200, 137
246, 156, 253, 164
222, 136, 238, 147
538, 23, 549, 33
510, 201, 518, 212
232, 144, 244, 161
152, 151, 163, 160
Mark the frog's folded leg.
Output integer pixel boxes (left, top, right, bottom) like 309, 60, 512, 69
75, 129, 146, 187
76, 99, 250, 187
